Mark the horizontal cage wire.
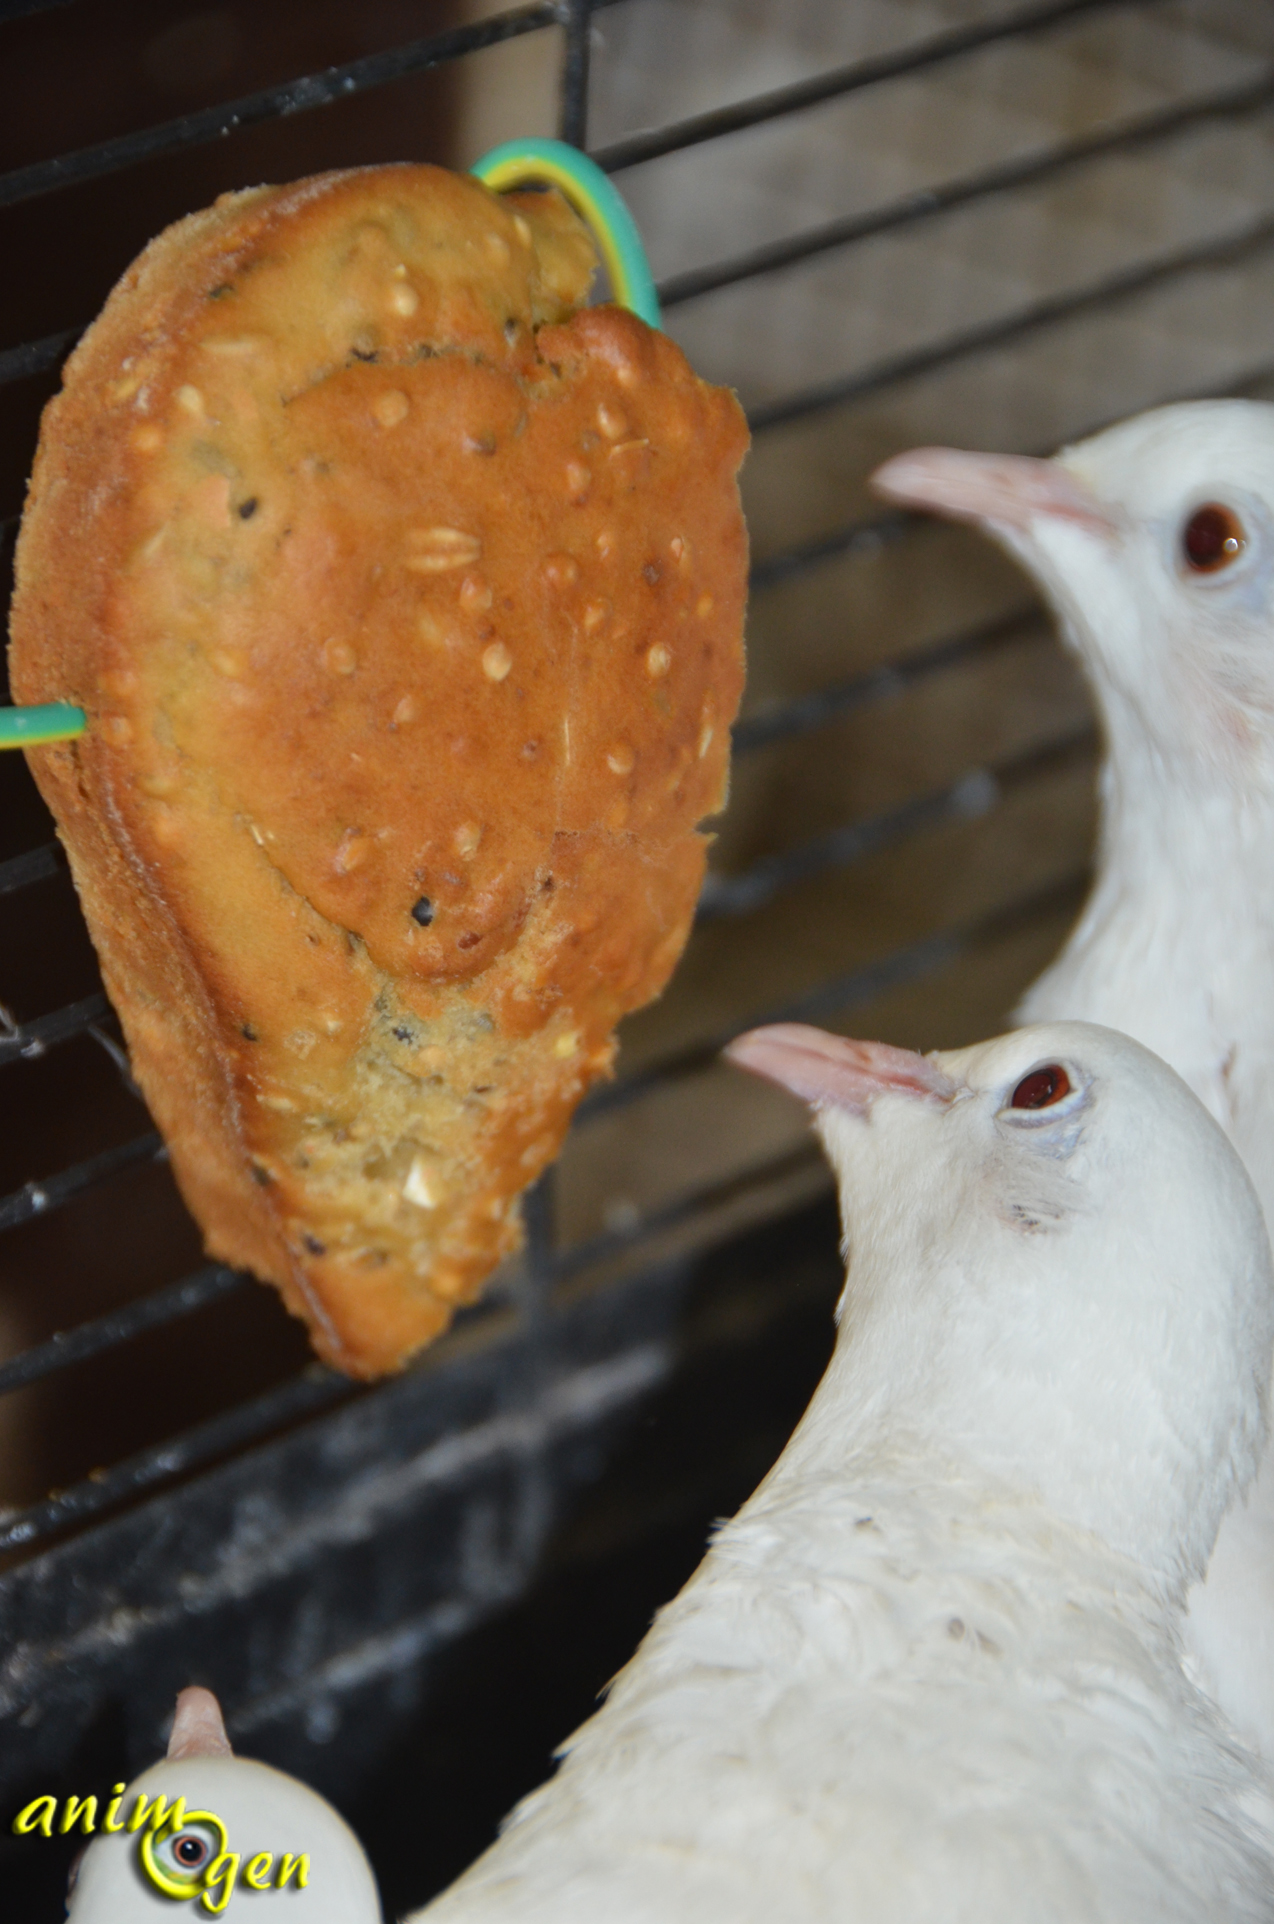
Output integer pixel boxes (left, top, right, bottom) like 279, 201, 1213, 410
1, 12, 1272, 1864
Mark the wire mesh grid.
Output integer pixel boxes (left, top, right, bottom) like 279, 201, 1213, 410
3, 0, 1274, 1879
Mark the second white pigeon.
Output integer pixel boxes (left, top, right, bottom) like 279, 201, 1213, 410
65, 1685, 381, 1920
873, 400, 1274, 1754
411, 1020, 1274, 1923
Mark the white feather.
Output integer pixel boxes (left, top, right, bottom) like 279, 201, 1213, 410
414, 1021, 1274, 1921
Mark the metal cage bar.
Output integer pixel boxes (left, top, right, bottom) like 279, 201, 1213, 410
0, 3, 562, 212
588, 0, 1124, 172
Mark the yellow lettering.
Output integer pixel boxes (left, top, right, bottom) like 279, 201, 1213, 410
12, 1795, 56, 1838
59, 1795, 97, 1836
243, 1852, 273, 1890
129, 1792, 186, 1833
276, 1852, 310, 1889
102, 1783, 127, 1832
200, 1852, 239, 1914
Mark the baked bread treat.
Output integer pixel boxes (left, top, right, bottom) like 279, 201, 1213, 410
9, 164, 748, 1378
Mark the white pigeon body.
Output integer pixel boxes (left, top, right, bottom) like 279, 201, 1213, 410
415, 1021, 1274, 1923
873, 404, 1274, 1753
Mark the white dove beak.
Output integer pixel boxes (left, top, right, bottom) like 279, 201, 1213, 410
870, 446, 1117, 539
166, 1685, 233, 1759
725, 1023, 956, 1114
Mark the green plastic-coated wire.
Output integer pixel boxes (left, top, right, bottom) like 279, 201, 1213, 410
470, 138, 662, 331
0, 702, 86, 749
0, 146, 660, 750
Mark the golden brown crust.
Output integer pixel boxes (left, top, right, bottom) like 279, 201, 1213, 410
8, 164, 748, 1377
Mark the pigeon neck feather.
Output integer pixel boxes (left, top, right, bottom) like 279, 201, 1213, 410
771, 1338, 1194, 1603
1025, 697, 1274, 1150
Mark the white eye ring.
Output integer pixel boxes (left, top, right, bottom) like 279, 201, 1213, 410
141, 1811, 227, 1896
998, 1062, 1087, 1125
154, 1821, 219, 1878
1180, 501, 1247, 579
1172, 490, 1267, 597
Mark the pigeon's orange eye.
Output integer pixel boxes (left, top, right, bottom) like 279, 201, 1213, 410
1182, 503, 1245, 573
1010, 1065, 1071, 1110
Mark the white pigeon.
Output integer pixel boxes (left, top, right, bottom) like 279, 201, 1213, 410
411, 1019, 1274, 1923
64, 1685, 381, 1920
872, 403, 1274, 1757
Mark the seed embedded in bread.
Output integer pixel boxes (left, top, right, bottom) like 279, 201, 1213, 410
9, 162, 749, 1379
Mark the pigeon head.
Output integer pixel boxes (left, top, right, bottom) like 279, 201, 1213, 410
872, 401, 1274, 780
726, 1019, 1274, 1589
65, 1687, 381, 1919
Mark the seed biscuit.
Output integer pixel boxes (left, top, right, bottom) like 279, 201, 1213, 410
9, 163, 748, 1376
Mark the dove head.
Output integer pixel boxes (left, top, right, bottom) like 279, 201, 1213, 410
65, 1687, 381, 1920
872, 400, 1274, 783
726, 1020, 1274, 1588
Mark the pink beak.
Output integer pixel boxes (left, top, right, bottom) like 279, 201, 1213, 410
870, 446, 1116, 539
724, 1023, 955, 1114
167, 1686, 233, 1760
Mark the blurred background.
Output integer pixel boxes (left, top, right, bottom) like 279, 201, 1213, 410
3, 0, 1274, 1913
